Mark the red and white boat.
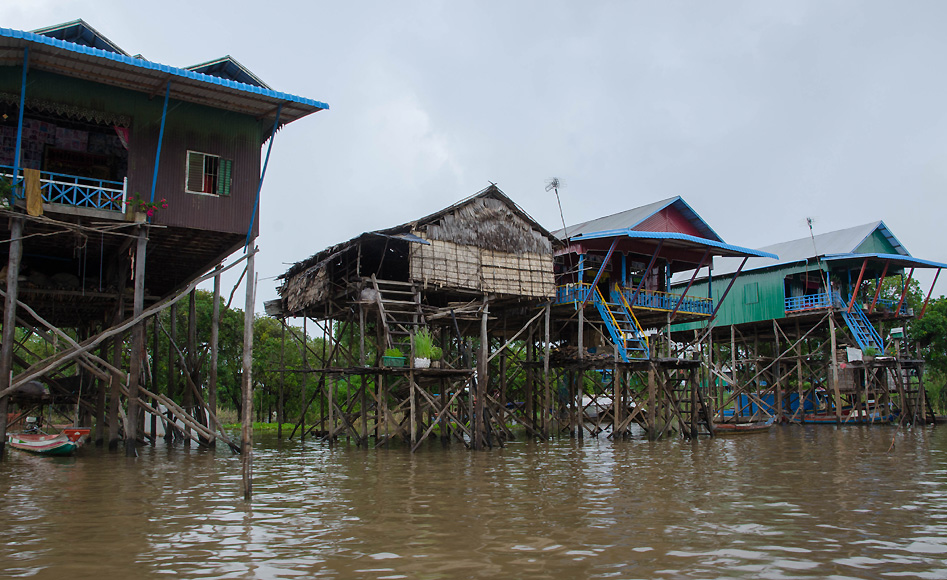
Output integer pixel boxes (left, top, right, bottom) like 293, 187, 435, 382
8, 427, 90, 456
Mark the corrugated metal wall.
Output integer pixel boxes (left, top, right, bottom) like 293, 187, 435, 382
855, 231, 899, 255
671, 263, 818, 332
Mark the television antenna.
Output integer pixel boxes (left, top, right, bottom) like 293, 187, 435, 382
546, 178, 568, 241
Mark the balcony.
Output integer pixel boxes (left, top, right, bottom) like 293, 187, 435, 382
1, 164, 127, 214
554, 283, 713, 316
784, 292, 910, 316
784, 292, 832, 313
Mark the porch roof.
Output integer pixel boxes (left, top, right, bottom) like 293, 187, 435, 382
567, 229, 777, 271
0, 26, 327, 125
822, 253, 947, 270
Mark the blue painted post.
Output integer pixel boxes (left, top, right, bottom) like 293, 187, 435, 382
245, 104, 283, 249
707, 263, 713, 315
11, 46, 28, 203
149, 83, 171, 209
621, 253, 627, 287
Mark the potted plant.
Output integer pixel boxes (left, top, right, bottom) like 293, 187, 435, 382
413, 328, 439, 369
382, 347, 406, 368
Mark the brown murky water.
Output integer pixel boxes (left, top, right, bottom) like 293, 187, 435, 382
2, 425, 947, 579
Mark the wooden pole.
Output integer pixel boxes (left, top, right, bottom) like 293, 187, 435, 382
165, 302, 177, 443
829, 314, 841, 424
95, 341, 107, 446
543, 303, 551, 438
301, 317, 307, 441
109, 333, 123, 450
475, 297, 489, 449
0, 217, 23, 460
577, 307, 585, 360
359, 303, 367, 444
185, 287, 197, 445
125, 226, 147, 457
278, 319, 285, 439
150, 318, 158, 444
241, 249, 256, 501
209, 265, 221, 445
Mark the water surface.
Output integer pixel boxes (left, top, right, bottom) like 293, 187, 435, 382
2, 425, 946, 579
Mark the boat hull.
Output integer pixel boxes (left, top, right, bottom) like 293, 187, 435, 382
714, 418, 774, 435
8, 433, 80, 455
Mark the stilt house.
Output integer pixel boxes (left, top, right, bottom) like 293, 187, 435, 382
276, 184, 558, 347
551, 196, 776, 361
0, 20, 326, 457
0, 20, 327, 325
669, 221, 946, 425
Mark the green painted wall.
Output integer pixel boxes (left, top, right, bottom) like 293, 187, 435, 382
855, 230, 898, 255
671, 263, 824, 332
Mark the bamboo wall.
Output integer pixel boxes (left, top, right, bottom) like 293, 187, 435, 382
410, 237, 554, 298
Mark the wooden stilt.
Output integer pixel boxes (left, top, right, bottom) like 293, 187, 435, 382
543, 303, 551, 438
209, 265, 221, 445
165, 302, 177, 443
95, 341, 107, 446
184, 288, 197, 445
241, 249, 256, 501
125, 226, 147, 457
0, 217, 23, 461
301, 317, 307, 441
277, 319, 285, 439
150, 318, 158, 444
475, 297, 489, 450
829, 314, 841, 425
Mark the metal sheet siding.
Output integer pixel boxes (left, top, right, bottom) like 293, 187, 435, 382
671, 264, 816, 332
855, 231, 898, 255
634, 206, 704, 237
134, 103, 262, 235
2, 67, 263, 235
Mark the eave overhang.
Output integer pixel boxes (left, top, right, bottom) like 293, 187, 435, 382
0, 27, 328, 125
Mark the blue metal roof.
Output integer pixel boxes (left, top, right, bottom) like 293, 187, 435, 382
822, 253, 947, 269
571, 229, 779, 259
0, 26, 328, 122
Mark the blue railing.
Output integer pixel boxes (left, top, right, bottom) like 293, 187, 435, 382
0, 165, 126, 212
785, 292, 832, 312
623, 288, 712, 316
555, 283, 712, 316
785, 291, 910, 316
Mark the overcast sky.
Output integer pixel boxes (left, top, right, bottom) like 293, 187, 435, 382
4, 1, 947, 312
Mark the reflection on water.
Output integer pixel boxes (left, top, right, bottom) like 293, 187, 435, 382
2, 425, 947, 579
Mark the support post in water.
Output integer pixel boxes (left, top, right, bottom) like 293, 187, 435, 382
126, 225, 148, 457
242, 248, 257, 500
0, 218, 24, 461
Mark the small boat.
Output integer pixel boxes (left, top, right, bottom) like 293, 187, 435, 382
803, 410, 892, 424
8, 427, 90, 456
713, 417, 775, 435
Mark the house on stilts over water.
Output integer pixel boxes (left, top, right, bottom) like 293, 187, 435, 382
272, 189, 776, 448
0, 20, 327, 462
670, 220, 946, 427
548, 196, 776, 439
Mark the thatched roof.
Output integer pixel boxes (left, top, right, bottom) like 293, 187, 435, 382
279, 184, 559, 282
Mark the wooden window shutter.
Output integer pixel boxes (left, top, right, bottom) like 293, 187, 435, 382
186, 152, 205, 192
216, 158, 232, 196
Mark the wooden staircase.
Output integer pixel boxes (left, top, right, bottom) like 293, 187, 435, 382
371, 276, 426, 354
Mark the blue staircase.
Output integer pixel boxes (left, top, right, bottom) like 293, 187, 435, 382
835, 292, 885, 353
587, 285, 649, 362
